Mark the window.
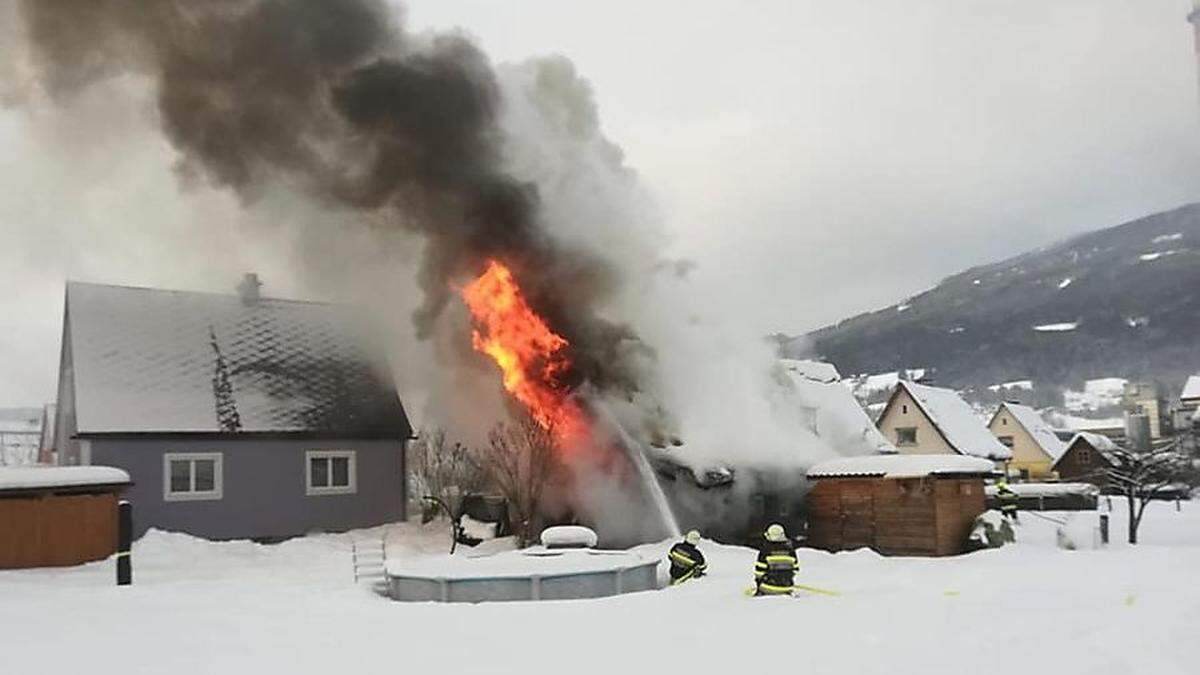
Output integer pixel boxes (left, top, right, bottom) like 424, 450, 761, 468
902, 404, 908, 414
163, 453, 223, 501
306, 450, 357, 496
1079, 448, 1092, 464
998, 435, 1014, 448
896, 427, 918, 446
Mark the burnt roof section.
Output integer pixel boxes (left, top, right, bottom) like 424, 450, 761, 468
66, 281, 410, 438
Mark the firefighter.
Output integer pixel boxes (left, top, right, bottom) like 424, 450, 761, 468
667, 530, 707, 586
996, 480, 1019, 522
754, 523, 798, 596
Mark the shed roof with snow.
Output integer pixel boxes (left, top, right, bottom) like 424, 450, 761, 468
807, 454, 997, 479
989, 402, 1067, 463
62, 281, 410, 438
880, 381, 1011, 461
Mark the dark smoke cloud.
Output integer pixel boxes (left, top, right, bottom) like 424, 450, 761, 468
16, 0, 648, 399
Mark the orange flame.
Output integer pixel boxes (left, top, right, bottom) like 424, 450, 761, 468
461, 259, 586, 442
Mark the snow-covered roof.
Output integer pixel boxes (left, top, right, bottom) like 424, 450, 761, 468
779, 358, 840, 384
66, 281, 410, 436
996, 403, 1068, 462
897, 382, 1011, 460
1182, 375, 1200, 402
1033, 321, 1078, 332
985, 483, 1099, 498
1071, 431, 1117, 452
0, 466, 130, 491
1051, 432, 1118, 470
808, 454, 996, 479
779, 360, 896, 455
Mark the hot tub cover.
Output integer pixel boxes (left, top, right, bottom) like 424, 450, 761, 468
0, 466, 131, 492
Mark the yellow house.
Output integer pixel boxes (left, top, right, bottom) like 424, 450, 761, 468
987, 402, 1067, 480
876, 382, 1011, 464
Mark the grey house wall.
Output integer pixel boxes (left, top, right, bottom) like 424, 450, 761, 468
89, 437, 406, 539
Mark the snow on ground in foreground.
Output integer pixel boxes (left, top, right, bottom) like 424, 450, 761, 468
3, 503, 1200, 675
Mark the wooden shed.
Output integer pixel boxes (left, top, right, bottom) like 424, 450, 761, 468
805, 455, 996, 556
0, 466, 131, 569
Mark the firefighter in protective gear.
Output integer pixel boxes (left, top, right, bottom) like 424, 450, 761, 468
754, 523, 798, 596
667, 530, 707, 586
996, 481, 1019, 521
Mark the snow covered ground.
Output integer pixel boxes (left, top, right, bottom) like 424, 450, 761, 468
3, 502, 1200, 675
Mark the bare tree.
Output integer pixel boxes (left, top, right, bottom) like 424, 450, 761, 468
407, 428, 490, 518
479, 413, 561, 548
1104, 441, 1192, 544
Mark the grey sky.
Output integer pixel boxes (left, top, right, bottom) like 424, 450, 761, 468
2, 0, 1199, 407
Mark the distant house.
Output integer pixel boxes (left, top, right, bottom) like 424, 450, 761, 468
1052, 432, 1116, 488
0, 408, 42, 466
987, 402, 1067, 480
1123, 381, 1172, 439
53, 276, 413, 540
1181, 375, 1200, 411
1179, 376, 1200, 435
876, 381, 1011, 464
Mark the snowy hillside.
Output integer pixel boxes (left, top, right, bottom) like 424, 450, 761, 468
3, 504, 1200, 675
790, 203, 1200, 392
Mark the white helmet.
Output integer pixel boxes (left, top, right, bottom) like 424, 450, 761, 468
684, 530, 701, 545
765, 523, 787, 542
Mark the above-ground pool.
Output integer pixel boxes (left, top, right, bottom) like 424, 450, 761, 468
385, 547, 661, 603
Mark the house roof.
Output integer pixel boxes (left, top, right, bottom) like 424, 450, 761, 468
65, 281, 410, 437
1051, 432, 1117, 470
779, 358, 840, 384
889, 381, 1011, 461
778, 359, 897, 456
808, 454, 996, 479
1182, 375, 1200, 401
992, 402, 1068, 463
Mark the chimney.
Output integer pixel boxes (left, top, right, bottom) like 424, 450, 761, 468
237, 273, 262, 305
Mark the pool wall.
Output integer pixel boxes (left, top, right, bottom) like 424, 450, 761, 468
387, 558, 660, 603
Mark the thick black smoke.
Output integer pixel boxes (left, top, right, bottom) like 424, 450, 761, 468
16, 0, 648, 398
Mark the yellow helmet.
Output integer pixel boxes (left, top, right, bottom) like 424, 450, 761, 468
765, 523, 787, 542
685, 530, 701, 545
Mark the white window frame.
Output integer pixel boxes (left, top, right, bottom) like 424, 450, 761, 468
306, 450, 357, 496
163, 452, 224, 502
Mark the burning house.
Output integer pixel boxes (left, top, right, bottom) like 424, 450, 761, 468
11, 0, 854, 547
52, 276, 412, 540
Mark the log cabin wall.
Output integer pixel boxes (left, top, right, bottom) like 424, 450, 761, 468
807, 476, 984, 557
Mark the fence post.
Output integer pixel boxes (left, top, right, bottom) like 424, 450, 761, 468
1099, 514, 1109, 546
117, 500, 132, 586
